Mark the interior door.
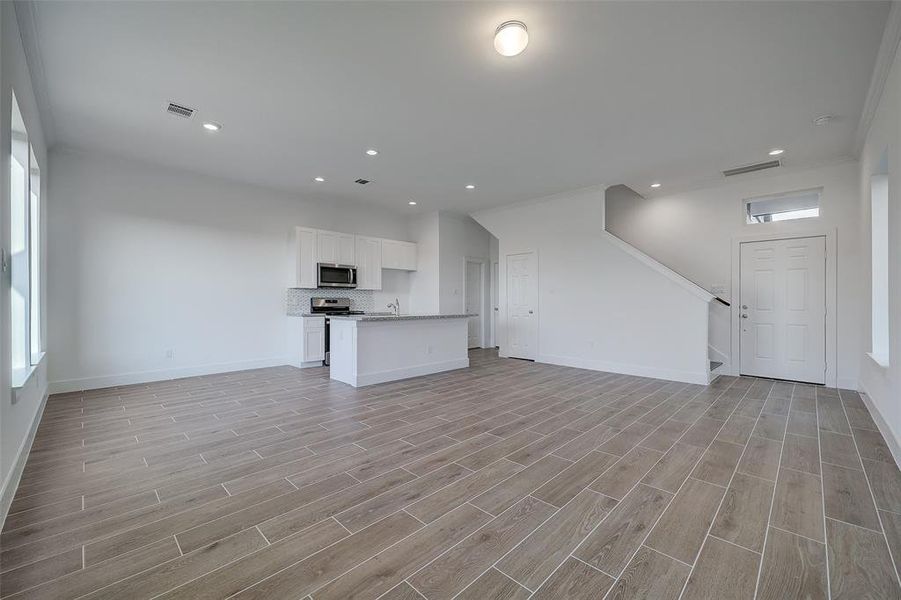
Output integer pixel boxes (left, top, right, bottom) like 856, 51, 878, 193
492, 260, 499, 347
507, 252, 538, 360
465, 261, 482, 348
740, 236, 826, 384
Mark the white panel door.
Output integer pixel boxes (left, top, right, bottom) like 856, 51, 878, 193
740, 237, 826, 384
506, 252, 538, 360
465, 261, 482, 348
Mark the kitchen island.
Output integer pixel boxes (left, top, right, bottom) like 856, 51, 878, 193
327, 314, 473, 387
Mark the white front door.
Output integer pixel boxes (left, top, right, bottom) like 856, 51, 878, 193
465, 260, 483, 348
740, 236, 826, 384
507, 252, 538, 360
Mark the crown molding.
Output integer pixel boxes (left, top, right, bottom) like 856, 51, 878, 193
853, 1, 901, 156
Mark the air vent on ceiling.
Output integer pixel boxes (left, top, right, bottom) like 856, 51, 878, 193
722, 160, 781, 177
166, 102, 195, 119
355, 178, 370, 185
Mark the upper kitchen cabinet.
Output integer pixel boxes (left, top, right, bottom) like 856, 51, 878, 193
293, 227, 318, 288
355, 235, 383, 290
382, 239, 417, 270
317, 230, 355, 265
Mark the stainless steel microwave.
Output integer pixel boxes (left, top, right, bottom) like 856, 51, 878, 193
317, 263, 357, 288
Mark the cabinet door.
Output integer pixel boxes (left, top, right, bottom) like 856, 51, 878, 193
303, 329, 325, 362
317, 231, 339, 264
402, 242, 417, 270
338, 234, 356, 265
295, 227, 317, 288
381, 239, 400, 269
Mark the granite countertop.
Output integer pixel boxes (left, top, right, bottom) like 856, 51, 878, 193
327, 314, 475, 322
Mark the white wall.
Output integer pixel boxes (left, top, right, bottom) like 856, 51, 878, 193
473, 187, 712, 385
408, 212, 439, 314
47, 148, 413, 392
437, 213, 492, 347
858, 34, 901, 459
1, 2, 50, 524
605, 160, 863, 386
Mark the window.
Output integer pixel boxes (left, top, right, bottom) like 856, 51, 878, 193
9, 92, 42, 386
745, 189, 821, 224
871, 150, 889, 365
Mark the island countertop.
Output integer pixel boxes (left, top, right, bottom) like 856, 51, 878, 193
327, 314, 474, 322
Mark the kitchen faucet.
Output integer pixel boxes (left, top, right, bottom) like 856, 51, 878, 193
387, 298, 400, 316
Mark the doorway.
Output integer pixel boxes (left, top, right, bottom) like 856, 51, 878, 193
739, 236, 826, 384
506, 251, 538, 360
464, 259, 485, 349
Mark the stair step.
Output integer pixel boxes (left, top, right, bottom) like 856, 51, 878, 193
709, 361, 723, 371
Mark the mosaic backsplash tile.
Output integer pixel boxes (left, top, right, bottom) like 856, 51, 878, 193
286, 288, 375, 316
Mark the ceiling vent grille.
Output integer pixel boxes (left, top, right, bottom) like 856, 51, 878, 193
166, 102, 195, 119
355, 178, 370, 185
722, 160, 781, 177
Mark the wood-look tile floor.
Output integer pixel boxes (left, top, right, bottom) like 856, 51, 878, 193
2, 349, 900, 599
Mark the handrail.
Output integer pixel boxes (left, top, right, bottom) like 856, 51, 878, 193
714, 297, 731, 307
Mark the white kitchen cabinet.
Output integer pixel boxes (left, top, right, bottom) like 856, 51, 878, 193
293, 227, 318, 288
288, 316, 325, 367
317, 230, 355, 265
382, 239, 417, 270
355, 235, 383, 290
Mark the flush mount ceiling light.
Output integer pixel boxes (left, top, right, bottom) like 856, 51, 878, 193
202, 121, 222, 132
313, 176, 325, 182
650, 182, 661, 188
366, 149, 379, 156
408, 201, 417, 205
494, 21, 529, 57
465, 184, 476, 190
768, 148, 785, 156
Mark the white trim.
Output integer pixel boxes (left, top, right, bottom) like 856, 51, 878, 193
857, 383, 901, 470
866, 352, 890, 370
462, 257, 488, 349
1, 390, 49, 528
538, 353, 709, 386
853, 2, 901, 155
339, 358, 470, 388
603, 231, 715, 303
730, 230, 837, 387
48, 356, 289, 394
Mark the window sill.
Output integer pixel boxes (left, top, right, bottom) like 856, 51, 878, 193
12, 352, 45, 389
867, 352, 889, 370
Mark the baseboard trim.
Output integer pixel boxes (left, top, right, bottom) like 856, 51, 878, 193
858, 380, 901, 470
348, 358, 471, 387
1, 389, 49, 529
48, 357, 290, 394
538, 353, 709, 386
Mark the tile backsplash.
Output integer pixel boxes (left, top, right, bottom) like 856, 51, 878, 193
286, 288, 376, 316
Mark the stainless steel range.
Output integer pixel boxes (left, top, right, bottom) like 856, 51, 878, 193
310, 298, 364, 365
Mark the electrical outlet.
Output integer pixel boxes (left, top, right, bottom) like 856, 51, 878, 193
427, 345, 433, 355
165, 349, 175, 359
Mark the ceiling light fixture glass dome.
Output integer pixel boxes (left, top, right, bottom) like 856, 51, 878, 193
494, 21, 529, 57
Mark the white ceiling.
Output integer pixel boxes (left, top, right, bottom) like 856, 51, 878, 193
26, 1, 889, 213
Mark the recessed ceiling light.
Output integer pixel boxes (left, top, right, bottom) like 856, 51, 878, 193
314, 177, 325, 182
768, 148, 784, 156
202, 122, 222, 132
408, 201, 417, 205
494, 21, 529, 57
366, 149, 379, 156
465, 184, 476, 190
650, 182, 661, 188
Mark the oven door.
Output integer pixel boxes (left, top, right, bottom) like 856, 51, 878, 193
317, 263, 357, 288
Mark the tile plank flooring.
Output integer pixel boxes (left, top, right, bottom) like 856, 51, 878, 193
2, 349, 899, 599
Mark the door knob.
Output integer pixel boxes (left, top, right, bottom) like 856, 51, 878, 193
741, 314, 748, 319
741, 304, 748, 309
528, 310, 534, 314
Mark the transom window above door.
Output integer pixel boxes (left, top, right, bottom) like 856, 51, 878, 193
745, 188, 822, 224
